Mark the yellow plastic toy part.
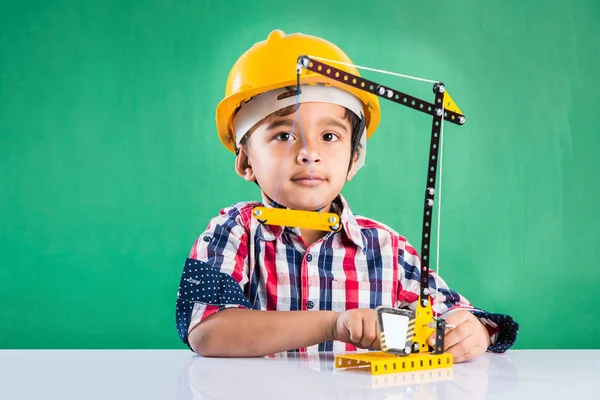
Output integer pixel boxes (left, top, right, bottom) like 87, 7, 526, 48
252, 207, 342, 232
443, 90, 462, 115
334, 351, 452, 375
336, 303, 453, 375
411, 301, 437, 354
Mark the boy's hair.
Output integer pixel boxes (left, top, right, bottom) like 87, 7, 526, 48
239, 103, 363, 172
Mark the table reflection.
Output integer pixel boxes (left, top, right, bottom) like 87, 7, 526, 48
182, 351, 519, 400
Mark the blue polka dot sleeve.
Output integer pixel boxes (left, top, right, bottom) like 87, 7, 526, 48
175, 258, 253, 349
469, 310, 520, 353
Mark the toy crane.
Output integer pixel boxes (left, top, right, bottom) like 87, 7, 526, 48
252, 55, 466, 375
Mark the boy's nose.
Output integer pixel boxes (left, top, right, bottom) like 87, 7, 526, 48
296, 143, 321, 165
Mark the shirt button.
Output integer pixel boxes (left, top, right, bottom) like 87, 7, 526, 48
306, 254, 313, 262
306, 300, 314, 309
203, 236, 211, 242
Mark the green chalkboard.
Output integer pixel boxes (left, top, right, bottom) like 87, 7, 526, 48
1, 0, 598, 349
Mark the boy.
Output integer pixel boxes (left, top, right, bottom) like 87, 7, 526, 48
175, 30, 518, 362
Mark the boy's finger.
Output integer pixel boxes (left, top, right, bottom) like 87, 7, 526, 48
445, 309, 471, 326
359, 317, 378, 349
370, 314, 381, 349
348, 315, 363, 344
370, 312, 381, 349
446, 332, 478, 360
453, 342, 484, 363
432, 320, 471, 350
428, 310, 469, 344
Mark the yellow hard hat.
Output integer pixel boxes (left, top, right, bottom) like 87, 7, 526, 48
215, 29, 381, 154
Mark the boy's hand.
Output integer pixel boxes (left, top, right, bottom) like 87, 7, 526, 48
429, 309, 491, 363
331, 309, 381, 349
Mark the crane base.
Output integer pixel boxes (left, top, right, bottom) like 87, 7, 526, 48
334, 351, 453, 375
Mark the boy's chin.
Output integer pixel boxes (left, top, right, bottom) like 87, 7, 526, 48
292, 203, 329, 212
278, 198, 333, 212
262, 190, 338, 212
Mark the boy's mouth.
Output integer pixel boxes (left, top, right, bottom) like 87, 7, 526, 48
291, 173, 325, 187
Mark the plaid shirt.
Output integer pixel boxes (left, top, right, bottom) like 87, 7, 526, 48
176, 195, 518, 354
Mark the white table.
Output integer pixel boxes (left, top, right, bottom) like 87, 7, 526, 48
0, 350, 598, 399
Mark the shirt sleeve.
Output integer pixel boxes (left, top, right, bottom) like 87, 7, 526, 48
175, 204, 252, 350
396, 238, 519, 353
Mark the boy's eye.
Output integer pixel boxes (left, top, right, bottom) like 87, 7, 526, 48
275, 132, 293, 141
323, 133, 340, 142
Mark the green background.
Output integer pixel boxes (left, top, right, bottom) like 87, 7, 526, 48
1, 0, 598, 349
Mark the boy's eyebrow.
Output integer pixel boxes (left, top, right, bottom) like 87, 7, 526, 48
320, 117, 349, 133
265, 117, 349, 132
265, 119, 294, 131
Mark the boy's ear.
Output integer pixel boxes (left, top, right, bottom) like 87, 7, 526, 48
235, 147, 256, 182
346, 149, 360, 181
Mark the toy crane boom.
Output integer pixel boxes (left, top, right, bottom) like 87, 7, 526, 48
253, 55, 466, 374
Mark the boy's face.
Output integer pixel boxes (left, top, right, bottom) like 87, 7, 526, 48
235, 102, 359, 211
